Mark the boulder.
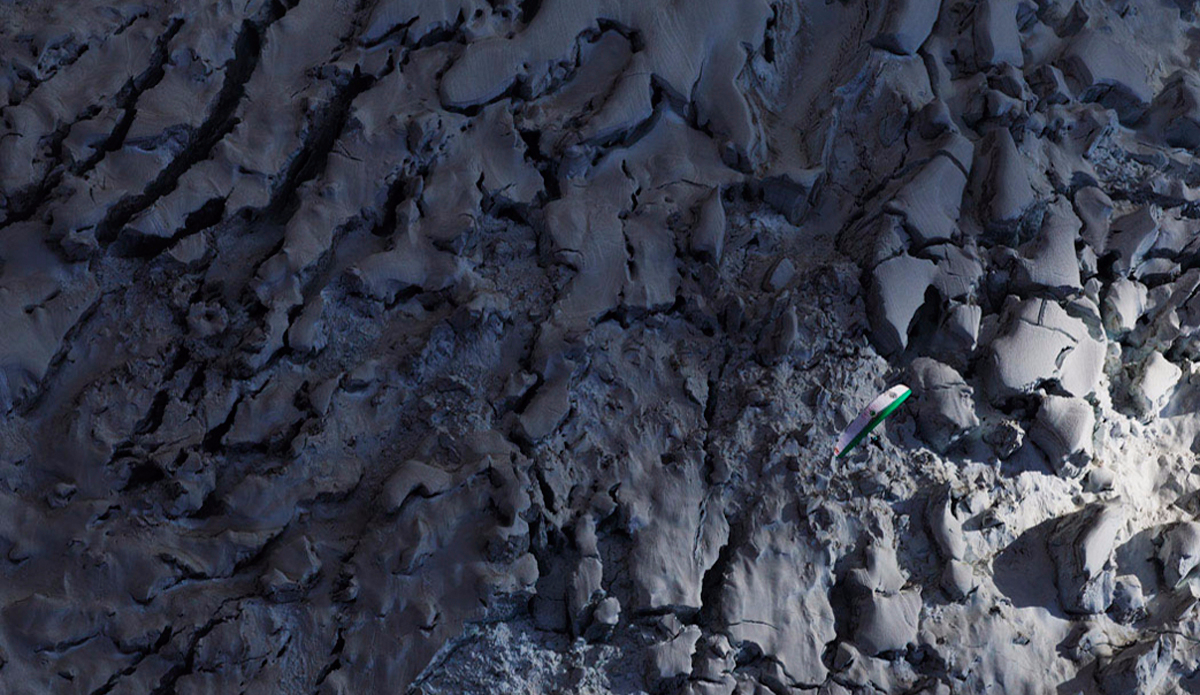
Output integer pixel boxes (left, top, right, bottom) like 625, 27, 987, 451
853, 589, 922, 655
518, 374, 571, 442
1158, 522, 1200, 587
568, 557, 604, 636
867, 254, 939, 355
381, 461, 454, 514
1059, 30, 1152, 124
1107, 207, 1160, 277
1103, 278, 1149, 336
1013, 201, 1082, 294
935, 303, 982, 359
691, 188, 726, 262
985, 419, 1024, 459
1030, 395, 1095, 475
928, 243, 984, 301
926, 485, 967, 561
984, 298, 1105, 403
763, 257, 796, 292
260, 535, 322, 603
1139, 253, 1181, 280
1110, 575, 1147, 624
871, 0, 941, 55
908, 359, 980, 452
1097, 637, 1171, 695
1075, 186, 1113, 252
1147, 70, 1200, 149
847, 542, 920, 655
1029, 63, 1072, 105
585, 597, 621, 642
1048, 503, 1123, 614
646, 624, 702, 688
885, 155, 966, 247
972, 128, 1036, 242
973, 0, 1023, 68
942, 560, 977, 599
761, 167, 820, 224
1129, 352, 1181, 418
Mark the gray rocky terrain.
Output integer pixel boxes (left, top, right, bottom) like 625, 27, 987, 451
3, 0, 1200, 692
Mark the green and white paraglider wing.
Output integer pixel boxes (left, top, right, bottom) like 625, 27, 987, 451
834, 384, 912, 458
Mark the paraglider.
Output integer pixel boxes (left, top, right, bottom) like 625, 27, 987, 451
834, 384, 912, 458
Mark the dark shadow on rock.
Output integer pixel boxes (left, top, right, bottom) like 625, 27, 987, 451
1160, 375, 1200, 419
992, 516, 1068, 618
1114, 525, 1162, 599
1055, 658, 1100, 695
998, 439, 1055, 478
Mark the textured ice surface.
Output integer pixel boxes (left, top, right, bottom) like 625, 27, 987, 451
6, 0, 1200, 693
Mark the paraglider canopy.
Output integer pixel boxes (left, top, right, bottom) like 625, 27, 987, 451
834, 384, 912, 458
